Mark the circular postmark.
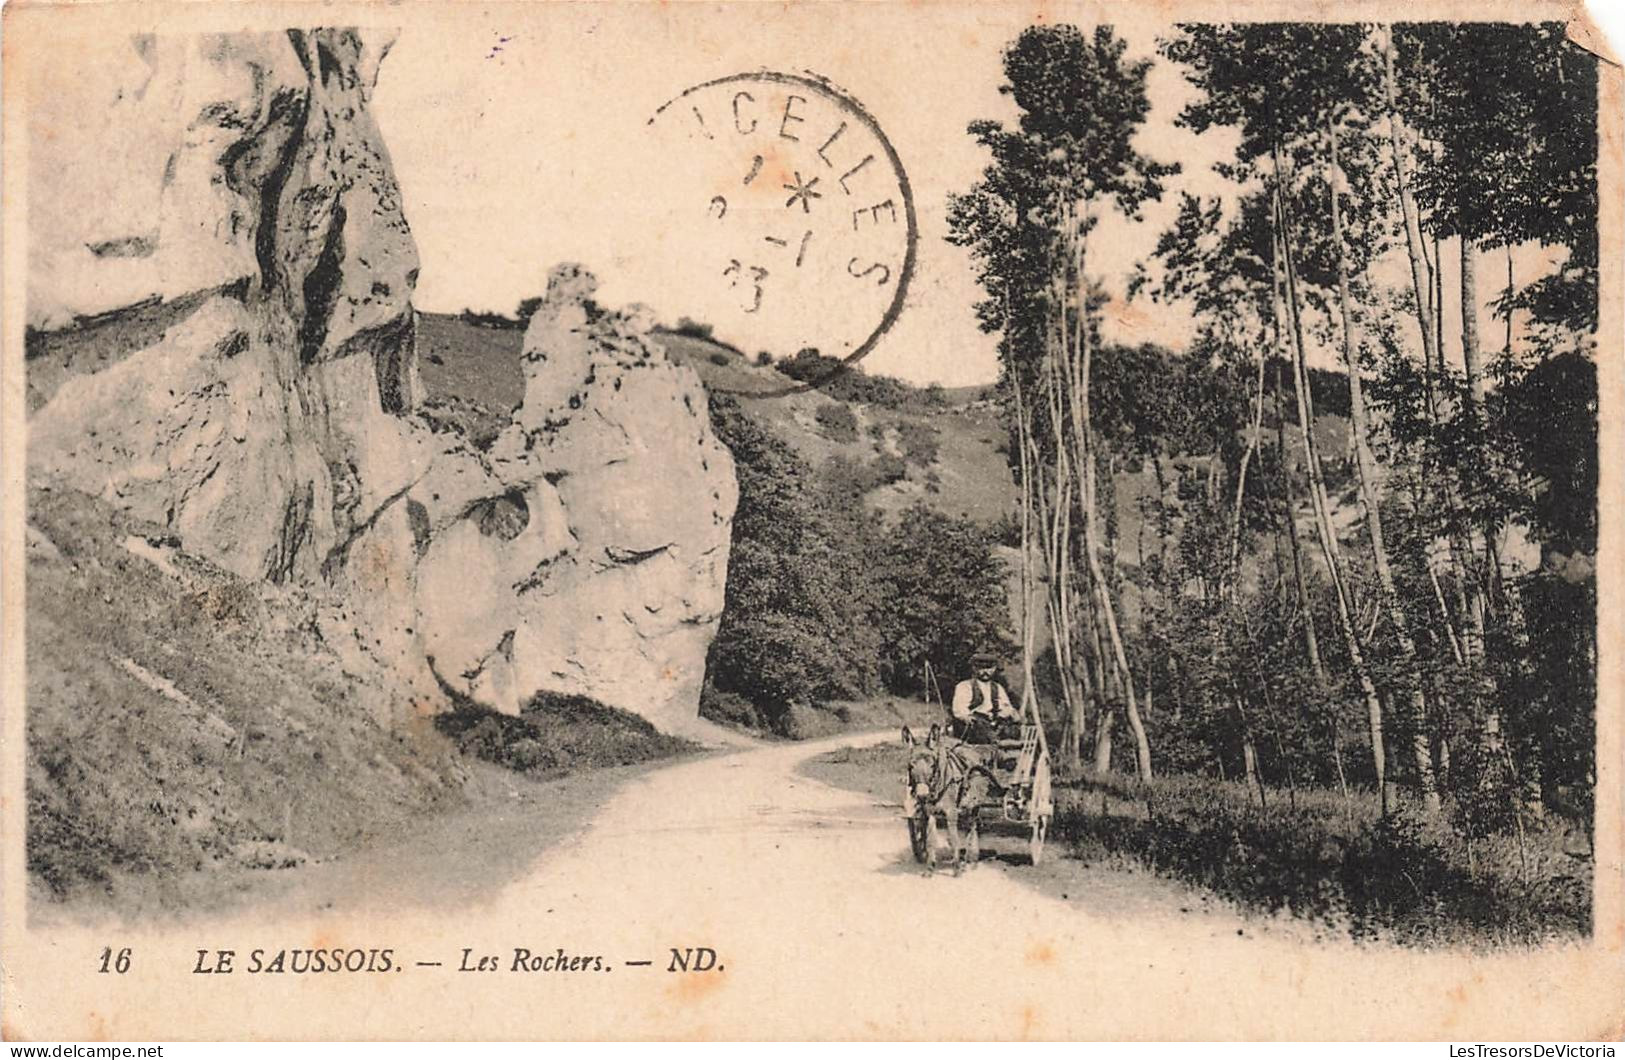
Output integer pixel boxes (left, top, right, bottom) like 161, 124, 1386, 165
646, 71, 917, 396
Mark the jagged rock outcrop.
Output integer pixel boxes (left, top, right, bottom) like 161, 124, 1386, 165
29, 29, 422, 587
25, 30, 736, 731
411, 266, 736, 727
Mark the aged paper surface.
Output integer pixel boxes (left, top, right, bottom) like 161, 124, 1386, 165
3, 0, 1622, 1040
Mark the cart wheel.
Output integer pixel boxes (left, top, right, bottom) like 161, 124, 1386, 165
907, 808, 929, 864
1033, 756, 1053, 817
1029, 814, 1049, 866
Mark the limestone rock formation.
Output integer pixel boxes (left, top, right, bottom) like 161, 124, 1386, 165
25, 30, 735, 731
414, 266, 737, 728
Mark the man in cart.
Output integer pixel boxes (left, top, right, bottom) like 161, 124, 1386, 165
948, 651, 1021, 745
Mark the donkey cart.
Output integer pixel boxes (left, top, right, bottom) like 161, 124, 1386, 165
903, 715, 1054, 870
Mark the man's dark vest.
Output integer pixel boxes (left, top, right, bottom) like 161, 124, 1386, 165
968, 679, 1011, 714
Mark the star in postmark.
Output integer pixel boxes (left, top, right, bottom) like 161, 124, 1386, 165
782, 171, 822, 213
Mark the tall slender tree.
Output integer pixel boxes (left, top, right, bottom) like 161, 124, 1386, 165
951, 24, 1175, 779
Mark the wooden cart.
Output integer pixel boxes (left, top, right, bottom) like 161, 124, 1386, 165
906, 677, 1054, 866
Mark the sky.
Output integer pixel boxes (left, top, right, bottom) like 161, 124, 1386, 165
370, 5, 1236, 387
370, 4, 1562, 388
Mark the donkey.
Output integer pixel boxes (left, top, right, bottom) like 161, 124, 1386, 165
901, 723, 998, 876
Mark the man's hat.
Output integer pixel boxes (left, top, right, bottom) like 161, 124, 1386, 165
971, 651, 999, 667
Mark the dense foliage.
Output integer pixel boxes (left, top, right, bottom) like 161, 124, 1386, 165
775, 347, 949, 410
948, 20, 1597, 920
434, 691, 694, 775
702, 394, 1008, 732
1060, 769, 1589, 947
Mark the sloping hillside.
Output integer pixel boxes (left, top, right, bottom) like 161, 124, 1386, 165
418, 312, 1018, 526
26, 475, 700, 915
418, 313, 1369, 549
25, 482, 469, 910
416, 310, 1385, 655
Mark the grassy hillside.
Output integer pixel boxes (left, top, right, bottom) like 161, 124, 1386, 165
25, 482, 469, 910
416, 310, 524, 411
417, 312, 1021, 526
25, 475, 695, 915
417, 313, 1364, 546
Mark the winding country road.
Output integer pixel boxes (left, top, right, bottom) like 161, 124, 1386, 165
9, 730, 1619, 1040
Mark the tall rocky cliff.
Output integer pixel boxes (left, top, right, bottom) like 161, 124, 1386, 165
25, 29, 736, 731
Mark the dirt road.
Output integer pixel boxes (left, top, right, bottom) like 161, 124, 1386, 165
9, 729, 1618, 1039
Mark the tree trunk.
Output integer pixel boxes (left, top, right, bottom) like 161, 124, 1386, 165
1505, 243, 1514, 358
1275, 365, 1349, 800
1092, 704, 1115, 773
1380, 28, 1441, 382
1012, 365, 1062, 759
1154, 454, 1174, 576
1241, 720, 1265, 809
1271, 157, 1390, 816
1459, 234, 1505, 752
1433, 227, 1446, 385
1228, 332, 1269, 588
1039, 329, 1082, 762
1273, 360, 1329, 689
1328, 115, 1441, 814
1331, 719, 1351, 801
1087, 457, 1153, 780
1423, 531, 1467, 666
1461, 235, 1483, 401
1065, 208, 1151, 782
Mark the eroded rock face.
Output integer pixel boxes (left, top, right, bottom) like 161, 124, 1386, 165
25, 31, 735, 730
29, 29, 423, 589
411, 267, 736, 728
